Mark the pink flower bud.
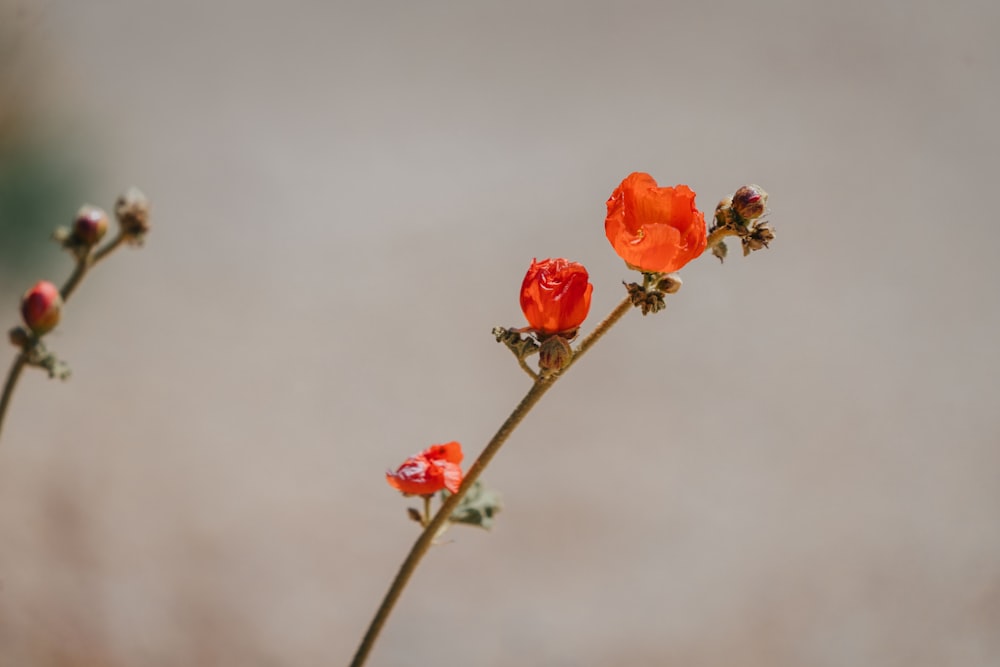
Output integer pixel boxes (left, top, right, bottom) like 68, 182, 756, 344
20, 280, 62, 335
72, 205, 109, 246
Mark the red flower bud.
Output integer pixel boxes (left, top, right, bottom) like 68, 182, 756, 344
20, 280, 62, 335
386, 441, 464, 496
731, 184, 768, 221
519, 258, 593, 335
72, 205, 109, 246
605, 172, 707, 273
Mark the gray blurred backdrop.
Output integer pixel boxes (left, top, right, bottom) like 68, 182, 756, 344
1, 1, 997, 665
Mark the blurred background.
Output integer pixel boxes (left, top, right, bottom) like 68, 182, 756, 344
1, 0, 998, 665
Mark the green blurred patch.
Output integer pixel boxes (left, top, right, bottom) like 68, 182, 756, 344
0, 135, 88, 282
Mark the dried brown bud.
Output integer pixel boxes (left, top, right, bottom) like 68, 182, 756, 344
731, 185, 768, 221
710, 241, 728, 263
624, 281, 666, 315
741, 222, 775, 256
538, 335, 573, 375
655, 273, 682, 294
115, 187, 151, 242
714, 196, 736, 229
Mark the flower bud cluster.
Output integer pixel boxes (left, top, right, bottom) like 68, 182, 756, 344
623, 272, 683, 316
6, 187, 151, 392
709, 184, 773, 262
496, 258, 594, 379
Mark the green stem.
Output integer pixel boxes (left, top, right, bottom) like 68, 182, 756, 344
349, 294, 634, 667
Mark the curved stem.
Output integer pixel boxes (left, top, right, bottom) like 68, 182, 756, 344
349, 294, 634, 667
0, 352, 28, 442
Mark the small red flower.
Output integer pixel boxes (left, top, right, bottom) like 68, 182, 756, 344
519, 258, 593, 335
386, 441, 464, 496
20, 280, 62, 335
605, 172, 707, 273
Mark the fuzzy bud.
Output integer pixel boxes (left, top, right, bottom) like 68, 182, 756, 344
714, 196, 736, 228
537, 335, 573, 375
20, 280, 62, 335
731, 185, 768, 221
115, 187, 151, 241
655, 273, 683, 294
741, 222, 775, 256
72, 205, 109, 246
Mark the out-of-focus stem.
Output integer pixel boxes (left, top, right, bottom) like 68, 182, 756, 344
61, 231, 127, 301
0, 353, 28, 441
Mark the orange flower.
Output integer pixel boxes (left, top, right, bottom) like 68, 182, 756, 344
519, 258, 593, 335
386, 441, 464, 496
605, 172, 707, 273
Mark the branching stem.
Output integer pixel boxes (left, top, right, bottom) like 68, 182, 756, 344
349, 294, 634, 667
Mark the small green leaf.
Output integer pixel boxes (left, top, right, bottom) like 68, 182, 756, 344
445, 480, 502, 530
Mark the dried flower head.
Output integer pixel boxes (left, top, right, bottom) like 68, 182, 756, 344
115, 187, 151, 243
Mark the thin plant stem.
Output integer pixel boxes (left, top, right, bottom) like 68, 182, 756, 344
517, 355, 539, 380
0, 353, 28, 442
61, 232, 127, 301
0, 231, 128, 442
349, 294, 634, 667
92, 232, 127, 264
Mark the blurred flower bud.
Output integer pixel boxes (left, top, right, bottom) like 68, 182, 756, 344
731, 185, 768, 221
20, 280, 62, 335
72, 205, 109, 246
115, 187, 151, 242
537, 335, 573, 375
8, 326, 30, 348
